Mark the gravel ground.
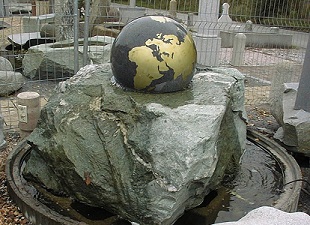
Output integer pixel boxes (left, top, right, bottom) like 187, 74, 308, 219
0, 133, 31, 225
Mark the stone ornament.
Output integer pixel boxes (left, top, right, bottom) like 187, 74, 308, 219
0, 56, 24, 96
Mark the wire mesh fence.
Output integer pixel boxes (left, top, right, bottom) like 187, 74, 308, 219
0, 0, 308, 131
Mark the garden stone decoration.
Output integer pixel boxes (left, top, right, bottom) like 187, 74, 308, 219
24, 63, 247, 225
110, 16, 197, 93
0, 56, 24, 96
272, 37, 310, 156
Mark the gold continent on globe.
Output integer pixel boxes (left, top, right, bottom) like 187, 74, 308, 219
110, 16, 197, 93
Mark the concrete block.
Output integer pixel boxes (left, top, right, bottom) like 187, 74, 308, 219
17, 92, 40, 131
193, 34, 221, 66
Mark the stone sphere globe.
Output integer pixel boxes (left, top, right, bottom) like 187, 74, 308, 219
110, 15, 197, 93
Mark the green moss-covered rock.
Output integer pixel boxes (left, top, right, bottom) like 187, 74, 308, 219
24, 64, 247, 225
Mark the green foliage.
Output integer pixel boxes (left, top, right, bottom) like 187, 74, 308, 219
112, 0, 309, 31
250, 0, 309, 31
252, 0, 305, 19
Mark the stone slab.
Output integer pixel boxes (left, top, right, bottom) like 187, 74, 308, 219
7, 32, 55, 49
9, 3, 32, 14
273, 83, 310, 156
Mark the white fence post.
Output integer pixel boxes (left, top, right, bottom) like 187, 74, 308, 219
169, 0, 177, 18
231, 33, 246, 66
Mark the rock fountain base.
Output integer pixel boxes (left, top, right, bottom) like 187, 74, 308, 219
20, 64, 247, 224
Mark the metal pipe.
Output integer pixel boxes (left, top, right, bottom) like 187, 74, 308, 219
73, 0, 79, 74
83, 0, 91, 66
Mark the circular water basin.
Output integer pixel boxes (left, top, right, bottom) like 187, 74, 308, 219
6, 130, 302, 224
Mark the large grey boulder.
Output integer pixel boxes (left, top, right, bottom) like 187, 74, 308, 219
24, 64, 247, 224
0, 71, 24, 96
0, 57, 25, 96
0, 56, 13, 71
22, 36, 114, 79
